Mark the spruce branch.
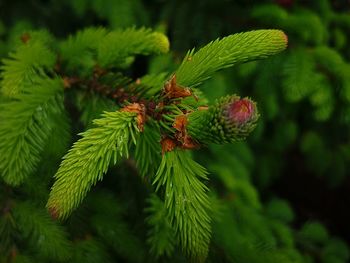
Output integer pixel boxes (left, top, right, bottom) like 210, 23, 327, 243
0, 25, 293, 263
153, 149, 211, 261
59, 27, 108, 75
59, 27, 169, 76
282, 49, 319, 102
89, 192, 145, 262
145, 194, 176, 258
0, 77, 64, 186
0, 41, 56, 97
0, 208, 16, 257
12, 202, 72, 261
252, 5, 325, 45
45, 109, 71, 157
72, 239, 111, 263
312, 46, 348, 80
138, 72, 169, 97
160, 94, 259, 149
75, 92, 118, 127
175, 29, 288, 88
46, 109, 141, 220
134, 123, 161, 178
97, 27, 169, 68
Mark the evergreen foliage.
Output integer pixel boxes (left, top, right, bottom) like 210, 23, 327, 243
60, 27, 169, 76
0, 77, 64, 185
97, 28, 169, 68
187, 95, 259, 144
12, 202, 72, 261
0, 25, 286, 261
145, 194, 175, 258
282, 49, 318, 102
134, 123, 161, 178
0, 41, 56, 97
176, 29, 287, 88
88, 192, 146, 262
0, 1, 349, 262
153, 150, 211, 261
59, 27, 108, 75
47, 111, 139, 220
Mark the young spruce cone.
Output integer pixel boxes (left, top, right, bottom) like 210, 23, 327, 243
187, 95, 259, 144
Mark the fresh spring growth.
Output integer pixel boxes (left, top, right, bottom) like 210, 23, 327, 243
187, 95, 259, 145
0, 27, 287, 262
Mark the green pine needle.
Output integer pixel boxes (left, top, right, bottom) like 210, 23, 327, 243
139, 72, 169, 97
0, 42, 56, 97
0, 77, 64, 186
47, 110, 139, 220
45, 109, 72, 157
153, 150, 211, 261
97, 27, 169, 68
59, 27, 108, 75
75, 92, 118, 127
12, 202, 72, 261
0, 211, 16, 256
282, 49, 319, 102
134, 123, 161, 178
89, 192, 145, 262
71, 239, 112, 263
145, 194, 176, 258
59, 27, 169, 75
176, 29, 288, 88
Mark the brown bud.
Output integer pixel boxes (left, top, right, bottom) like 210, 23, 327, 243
121, 103, 146, 131
161, 137, 177, 154
163, 75, 193, 99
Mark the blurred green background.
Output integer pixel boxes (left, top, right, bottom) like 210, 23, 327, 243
1, 0, 350, 262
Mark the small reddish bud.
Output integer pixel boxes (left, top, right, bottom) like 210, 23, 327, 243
161, 137, 177, 154
228, 98, 256, 125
